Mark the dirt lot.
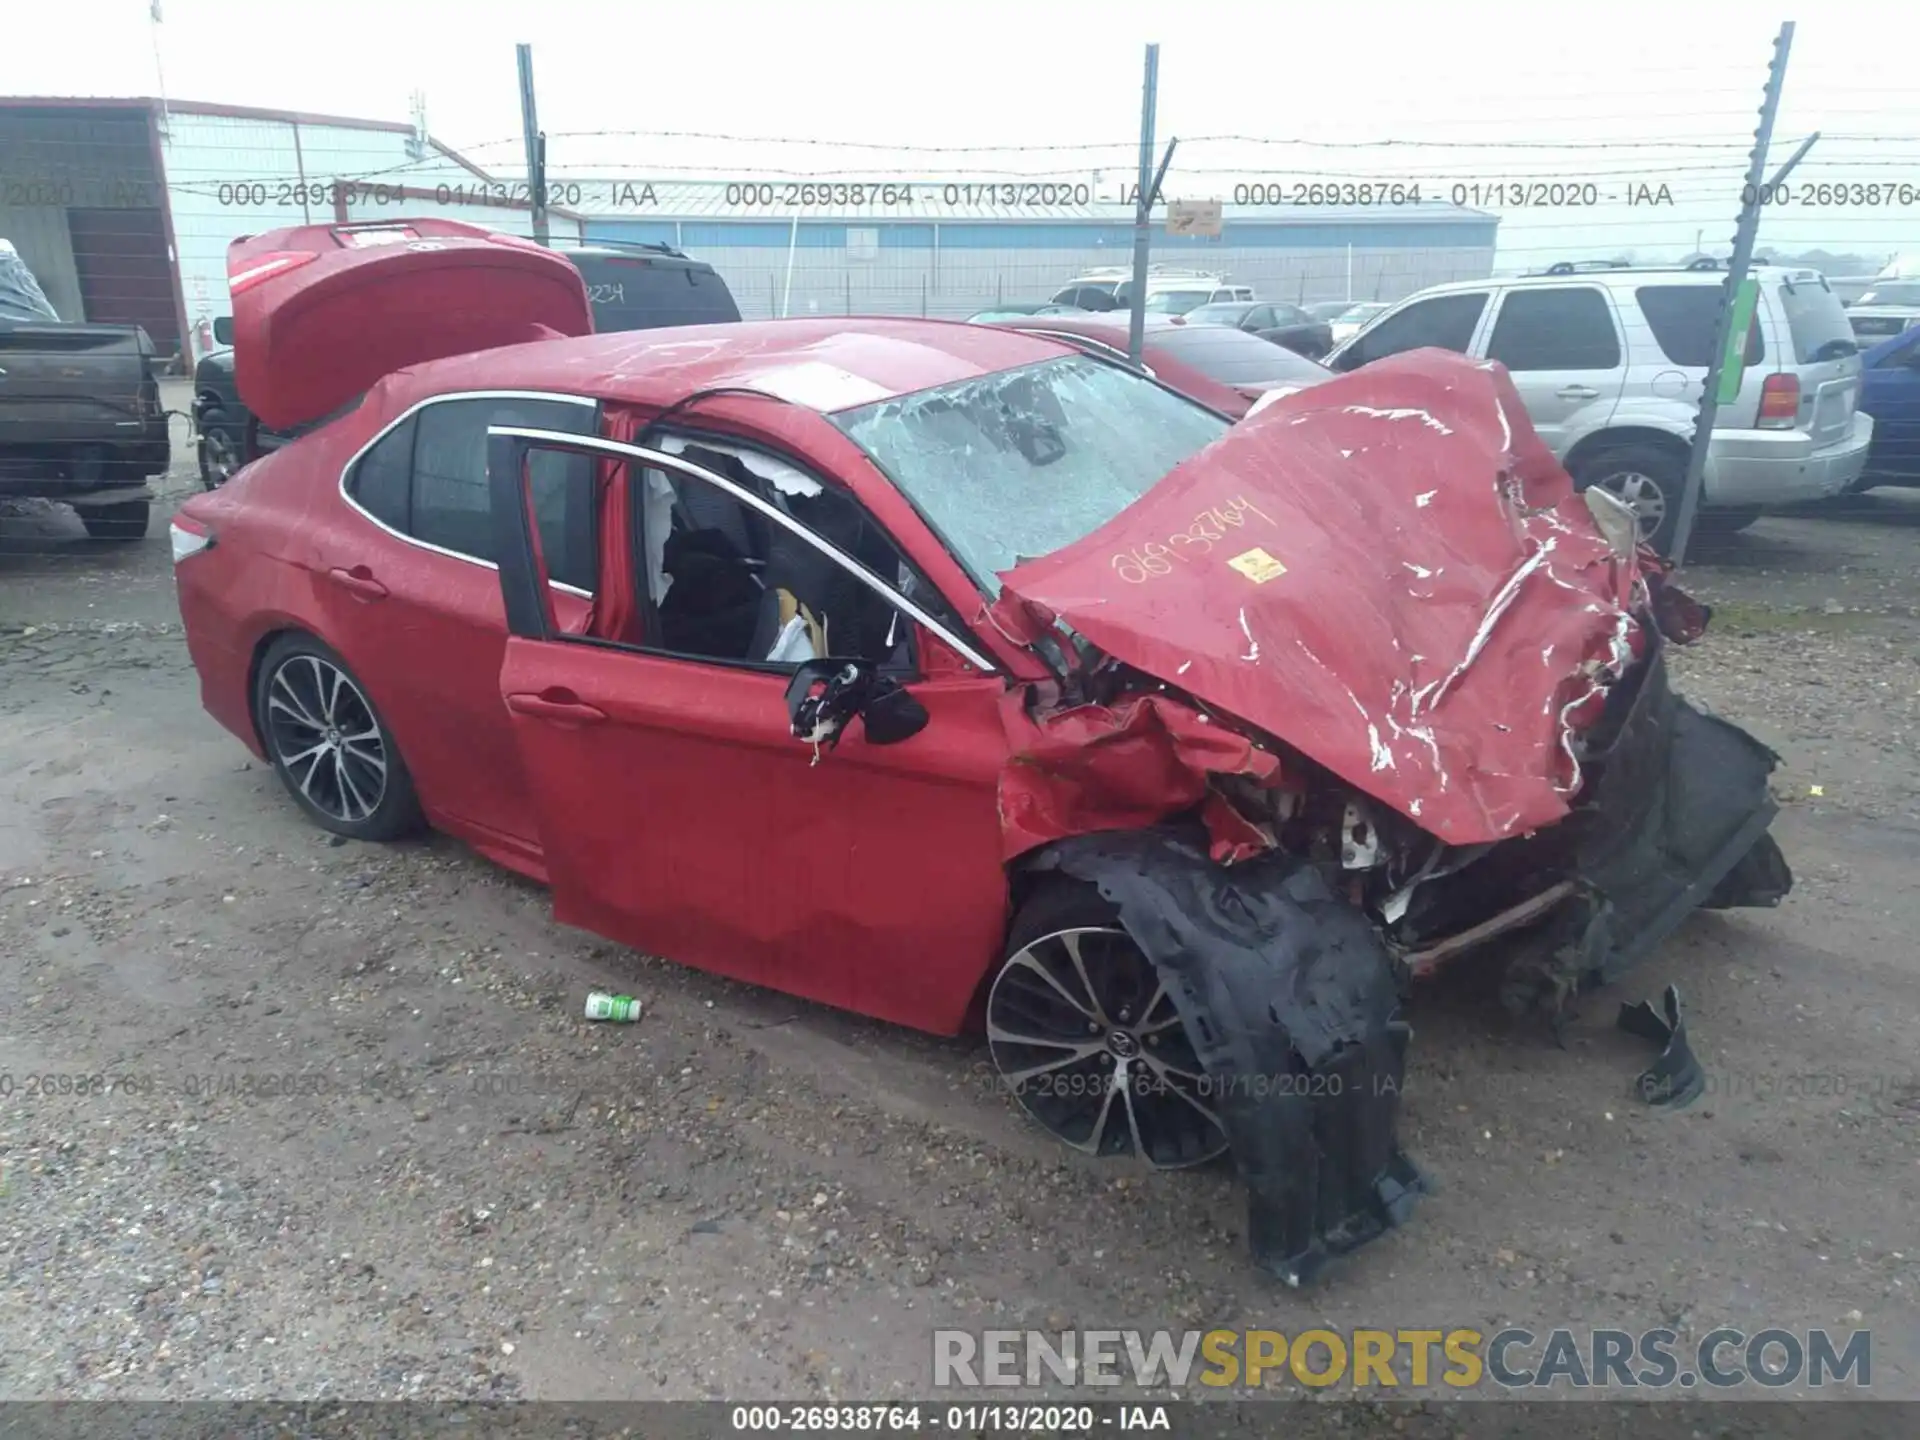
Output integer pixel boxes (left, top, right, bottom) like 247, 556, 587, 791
2, 428, 1917, 1406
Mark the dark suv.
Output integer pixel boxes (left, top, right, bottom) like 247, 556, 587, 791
192, 240, 740, 487
1, 243, 172, 538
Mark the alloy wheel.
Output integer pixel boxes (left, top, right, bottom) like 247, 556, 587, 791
987, 925, 1227, 1168
201, 431, 239, 489
263, 654, 389, 824
1595, 470, 1668, 541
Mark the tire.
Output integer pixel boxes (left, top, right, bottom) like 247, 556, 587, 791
986, 879, 1228, 1169
1696, 505, 1761, 534
1571, 442, 1686, 556
252, 633, 424, 842
198, 423, 241, 490
78, 499, 150, 541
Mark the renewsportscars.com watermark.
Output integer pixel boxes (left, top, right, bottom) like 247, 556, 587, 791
933, 1327, 1872, 1391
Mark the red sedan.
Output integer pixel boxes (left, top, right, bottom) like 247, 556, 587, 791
173, 220, 1790, 1286
975, 312, 1336, 417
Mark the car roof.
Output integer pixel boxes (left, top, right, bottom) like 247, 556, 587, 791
557, 245, 721, 274
1400, 264, 1824, 301
390, 316, 1073, 415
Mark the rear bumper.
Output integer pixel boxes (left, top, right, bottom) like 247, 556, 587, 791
1705, 413, 1873, 506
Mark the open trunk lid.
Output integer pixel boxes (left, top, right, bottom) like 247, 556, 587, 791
226, 218, 593, 431
999, 348, 1644, 847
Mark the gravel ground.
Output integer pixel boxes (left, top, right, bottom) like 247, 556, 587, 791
1, 431, 1916, 1408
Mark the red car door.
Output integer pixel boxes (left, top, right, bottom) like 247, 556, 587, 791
489, 427, 1014, 1035
310, 393, 598, 869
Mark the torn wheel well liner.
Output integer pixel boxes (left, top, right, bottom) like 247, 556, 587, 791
1026, 827, 1424, 1286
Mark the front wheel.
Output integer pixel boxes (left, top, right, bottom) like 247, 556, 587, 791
78, 499, 150, 540
252, 634, 424, 842
198, 425, 241, 489
986, 882, 1228, 1169
1572, 443, 1686, 556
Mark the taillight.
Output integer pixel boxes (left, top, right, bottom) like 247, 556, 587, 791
1757, 372, 1800, 429
228, 250, 316, 295
170, 517, 214, 563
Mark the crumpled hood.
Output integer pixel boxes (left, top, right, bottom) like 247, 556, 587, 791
998, 349, 1643, 846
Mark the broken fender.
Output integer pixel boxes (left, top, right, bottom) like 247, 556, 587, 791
1034, 831, 1425, 1287
1000, 350, 1643, 847
997, 690, 1284, 863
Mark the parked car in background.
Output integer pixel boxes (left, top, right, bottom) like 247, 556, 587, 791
1326, 263, 1870, 553
1049, 267, 1251, 313
1844, 278, 1920, 347
191, 233, 740, 488
965, 303, 1088, 322
978, 312, 1333, 417
0, 239, 171, 538
1326, 301, 1391, 346
1856, 324, 1920, 487
1180, 300, 1333, 359
173, 216, 1792, 1286
1142, 282, 1256, 317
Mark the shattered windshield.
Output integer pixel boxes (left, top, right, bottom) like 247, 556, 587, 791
830, 354, 1229, 594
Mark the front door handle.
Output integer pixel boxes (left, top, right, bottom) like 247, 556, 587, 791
505, 689, 607, 725
1556, 384, 1601, 400
326, 565, 388, 600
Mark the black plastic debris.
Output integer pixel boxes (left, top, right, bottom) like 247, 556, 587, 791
1617, 983, 1706, 1108
1035, 830, 1426, 1287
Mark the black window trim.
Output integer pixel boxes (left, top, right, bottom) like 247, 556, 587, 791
338, 388, 600, 597
487, 426, 1001, 675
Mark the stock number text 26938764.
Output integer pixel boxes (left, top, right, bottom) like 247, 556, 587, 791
1111, 497, 1276, 585
1233, 182, 1424, 206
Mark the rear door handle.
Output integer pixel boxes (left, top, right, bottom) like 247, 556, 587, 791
326, 565, 388, 600
505, 689, 607, 724
1556, 384, 1601, 400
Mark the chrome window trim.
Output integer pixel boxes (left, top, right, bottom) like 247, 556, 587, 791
1012, 326, 1161, 379
489, 425, 1000, 675
335, 389, 599, 597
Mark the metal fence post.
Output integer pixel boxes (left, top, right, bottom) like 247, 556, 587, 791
1670, 22, 1796, 566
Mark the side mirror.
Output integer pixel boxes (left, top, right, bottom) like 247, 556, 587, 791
784, 659, 929, 754
213, 315, 233, 345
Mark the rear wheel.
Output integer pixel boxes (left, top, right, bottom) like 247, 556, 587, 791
253, 634, 423, 842
987, 882, 1227, 1169
1572, 443, 1686, 556
78, 500, 150, 540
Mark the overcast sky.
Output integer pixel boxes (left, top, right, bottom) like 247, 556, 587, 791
7, 2, 1920, 270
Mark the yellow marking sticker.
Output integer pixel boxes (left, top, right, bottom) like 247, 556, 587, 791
1227, 547, 1287, 584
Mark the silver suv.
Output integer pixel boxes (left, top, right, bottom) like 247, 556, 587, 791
1325, 261, 1872, 553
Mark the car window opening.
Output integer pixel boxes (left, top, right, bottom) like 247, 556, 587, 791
638, 443, 930, 675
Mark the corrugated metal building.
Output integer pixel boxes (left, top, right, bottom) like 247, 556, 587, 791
0, 96, 585, 368
573, 182, 1499, 320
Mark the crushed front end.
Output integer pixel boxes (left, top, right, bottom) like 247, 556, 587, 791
991, 348, 1792, 1283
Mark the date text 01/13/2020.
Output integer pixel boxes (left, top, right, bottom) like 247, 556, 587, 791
728, 1405, 1170, 1431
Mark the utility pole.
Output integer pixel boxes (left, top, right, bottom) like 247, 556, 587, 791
1126, 44, 1160, 365
516, 44, 550, 247
1669, 22, 1795, 565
